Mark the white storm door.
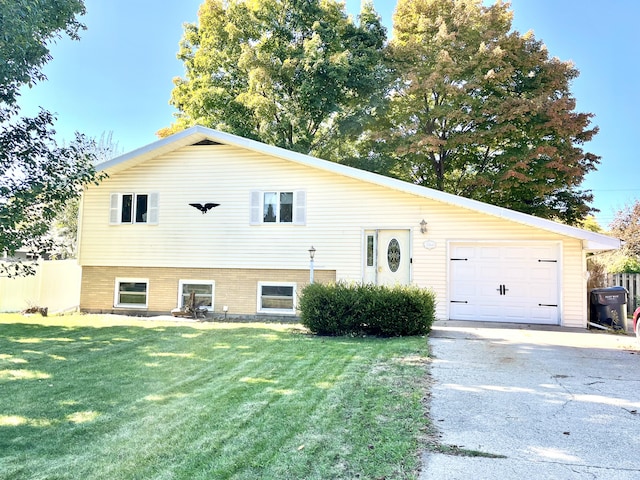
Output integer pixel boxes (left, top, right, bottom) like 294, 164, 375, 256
449, 242, 560, 324
376, 230, 411, 286
363, 231, 378, 284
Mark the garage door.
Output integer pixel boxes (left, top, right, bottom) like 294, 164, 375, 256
449, 242, 560, 324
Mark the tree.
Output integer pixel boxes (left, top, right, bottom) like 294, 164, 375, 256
0, 1, 104, 276
579, 215, 603, 233
366, 0, 598, 224
585, 203, 640, 278
162, 0, 387, 159
0, 0, 85, 108
610, 201, 640, 257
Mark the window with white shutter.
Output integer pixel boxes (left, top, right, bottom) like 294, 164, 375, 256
109, 193, 159, 225
293, 190, 306, 225
148, 193, 159, 224
109, 193, 120, 224
250, 191, 262, 225
250, 190, 306, 225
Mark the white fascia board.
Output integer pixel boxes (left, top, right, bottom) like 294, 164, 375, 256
96, 127, 210, 174
100, 125, 622, 252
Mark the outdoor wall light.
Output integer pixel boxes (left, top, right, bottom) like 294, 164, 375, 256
420, 219, 428, 234
309, 246, 316, 284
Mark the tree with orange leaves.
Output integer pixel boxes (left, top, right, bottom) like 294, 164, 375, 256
363, 0, 598, 224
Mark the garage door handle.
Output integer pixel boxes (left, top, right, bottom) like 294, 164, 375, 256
496, 284, 510, 295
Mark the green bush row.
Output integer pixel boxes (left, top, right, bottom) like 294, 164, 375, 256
299, 282, 437, 337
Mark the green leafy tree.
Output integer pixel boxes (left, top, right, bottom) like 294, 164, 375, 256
0, 0, 104, 276
162, 0, 387, 159
610, 201, 640, 257
579, 215, 603, 233
0, 0, 85, 108
586, 204, 639, 278
366, 0, 598, 224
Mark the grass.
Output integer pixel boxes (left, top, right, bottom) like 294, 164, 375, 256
0, 314, 430, 479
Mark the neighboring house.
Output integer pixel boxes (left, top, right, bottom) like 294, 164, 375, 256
77, 126, 620, 327
3, 249, 49, 262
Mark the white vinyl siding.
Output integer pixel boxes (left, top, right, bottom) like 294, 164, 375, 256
80, 144, 593, 326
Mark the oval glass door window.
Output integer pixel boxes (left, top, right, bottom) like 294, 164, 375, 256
387, 238, 401, 272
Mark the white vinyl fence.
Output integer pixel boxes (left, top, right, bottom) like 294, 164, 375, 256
0, 260, 81, 313
606, 273, 640, 313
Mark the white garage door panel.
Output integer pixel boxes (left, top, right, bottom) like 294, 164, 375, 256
449, 243, 560, 325
477, 306, 503, 322
532, 263, 555, 280
479, 264, 501, 280
503, 305, 529, 322
479, 247, 501, 260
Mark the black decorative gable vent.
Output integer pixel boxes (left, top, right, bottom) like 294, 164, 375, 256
192, 139, 221, 146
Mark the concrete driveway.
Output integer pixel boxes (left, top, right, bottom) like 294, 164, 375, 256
420, 321, 640, 479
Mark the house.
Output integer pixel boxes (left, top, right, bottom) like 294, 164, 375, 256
77, 126, 620, 327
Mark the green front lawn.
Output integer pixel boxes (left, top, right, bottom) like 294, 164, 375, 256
0, 314, 429, 479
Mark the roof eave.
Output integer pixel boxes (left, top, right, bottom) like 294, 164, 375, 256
99, 126, 621, 251
583, 238, 622, 252
96, 127, 211, 174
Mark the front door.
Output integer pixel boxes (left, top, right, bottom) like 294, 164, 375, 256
363, 230, 411, 286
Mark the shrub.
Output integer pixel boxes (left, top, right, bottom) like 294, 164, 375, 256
591, 251, 640, 275
299, 282, 436, 337
608, 255, 640, 274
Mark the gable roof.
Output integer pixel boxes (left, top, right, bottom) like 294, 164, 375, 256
98, 125, 620, 251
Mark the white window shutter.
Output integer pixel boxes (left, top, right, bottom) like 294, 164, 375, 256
109, 193, 119, 224
293, 190, 306, 225
250, 191, 261, 224
148, 193, 159, 224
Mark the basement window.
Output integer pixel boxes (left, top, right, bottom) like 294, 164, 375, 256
178, 280, 215, 311
114, 278, 148, 308
257, 282, 296, 315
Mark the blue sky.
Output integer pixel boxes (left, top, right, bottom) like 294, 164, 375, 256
16, 0, 640, 227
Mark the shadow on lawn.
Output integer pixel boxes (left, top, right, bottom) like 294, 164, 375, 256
0, 320, 302, 449
0, 317, 430, 480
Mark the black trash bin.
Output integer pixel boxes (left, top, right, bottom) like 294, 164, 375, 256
589, 287, 628, 330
